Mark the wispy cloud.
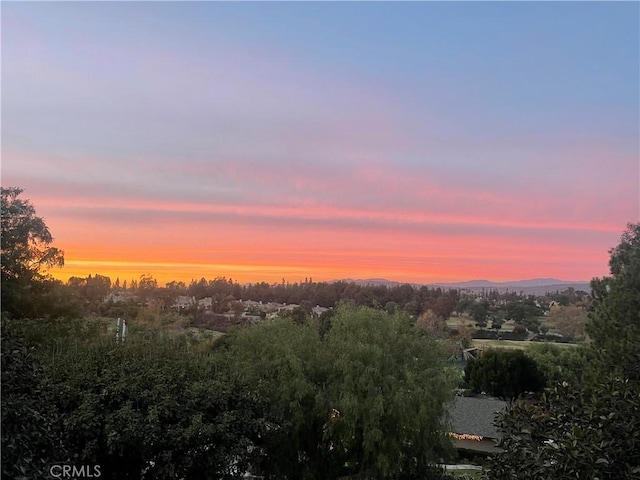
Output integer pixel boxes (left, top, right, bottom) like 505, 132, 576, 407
3, 2, 637, 285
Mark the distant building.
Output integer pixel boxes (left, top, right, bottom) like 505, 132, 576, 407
198, 297, 213, 310
103, 291, 135, 304
242, 300, 262, 308
312, 305, 329, 316
174, 295, 196, 309
279, 304, 299, 311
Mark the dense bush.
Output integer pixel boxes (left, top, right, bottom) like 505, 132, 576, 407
2, 307, 464, 480
1, 319, 267, 480
486, 223, 640, 479
1, 317, 65, 480
220, 304, 457, 479
488, 378, 640, 480
465, 349, 545, 402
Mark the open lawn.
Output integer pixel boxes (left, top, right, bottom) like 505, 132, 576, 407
450, 470, 483, 479
185, 327, 225, 339
442, 465, 484, 479
446, 314, 477, 329
473, 338, 578, 350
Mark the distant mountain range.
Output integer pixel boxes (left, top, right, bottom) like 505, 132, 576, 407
338, 277, 591, 294
434, 278, 586, 288
432, 278, 592, 295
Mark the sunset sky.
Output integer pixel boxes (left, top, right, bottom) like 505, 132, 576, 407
2, 2, 639, 287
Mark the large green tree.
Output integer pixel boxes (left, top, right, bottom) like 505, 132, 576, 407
525, 343, 593, 386
488, 379, 640, 480
486, 223, 640, 479
470, 301, 489, 329
546, 305, 589, 342
465, 349, 545, 403
588, 222, 640, 381
221, 304, 456, 479
1, 316, 65, 480
54, 336, 265, 479
2, 318, 267, 480
1, 187, 65, 318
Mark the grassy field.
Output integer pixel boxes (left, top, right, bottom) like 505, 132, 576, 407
446, 468, 484, 479
447, 316, 521, 333
472, 338, 578, 350
451, 471, 483, 479
446, 314, 477, 329
447, 314, 580, 351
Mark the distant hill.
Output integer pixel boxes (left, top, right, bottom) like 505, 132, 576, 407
435, 277, 586, 288
432, 278, 591, 295
335, 277, 591, 295
338, 278, 412, 287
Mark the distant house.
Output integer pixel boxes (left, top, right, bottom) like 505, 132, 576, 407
174, 295, 196, 310
279, 304, 300, 311
312, 305, 329, 316
242, 300, 262, 308
103, 291, 135, 304
198, 297, 213, 310
447, 396, 507, 453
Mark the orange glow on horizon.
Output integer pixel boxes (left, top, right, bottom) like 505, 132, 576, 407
48, 243, 607, 287
9, 154, 622, 288
41, 205, 614, 287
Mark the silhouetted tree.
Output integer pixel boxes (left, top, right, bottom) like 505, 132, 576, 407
465, 349, 545, 402
1, 187, 66, 318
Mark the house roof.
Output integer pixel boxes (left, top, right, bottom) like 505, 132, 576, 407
447, 396, 507, 439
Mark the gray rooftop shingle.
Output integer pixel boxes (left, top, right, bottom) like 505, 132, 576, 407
447, 396, 507, 439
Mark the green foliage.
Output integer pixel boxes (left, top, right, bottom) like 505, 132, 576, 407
68, 274, 112, 307
487, 378, 640, 480
1, 316, 64, 480
546, 305, 588, 342
221, 304, 457, 479
53, 337, 264, 479
325, 306, 456, 477
504, 300, 542, 333
455, 298, 474, 316
487, 223, 640, 479
137, 273, 159, 304
1, 187, 66, 318
490, 317, 504, 331
470, 302, 488, 329
588, 222, 640, 381
385, 301, 399, 314
1, 318, 266, 480
278, 304, 311, 324
465, 349, 545, 402
100, 298, 141, 319
525, 343, 593, 386
518, 316, 541, 334
511, 324, 527, 340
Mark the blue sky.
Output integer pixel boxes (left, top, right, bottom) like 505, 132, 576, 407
2, 1, 638, 285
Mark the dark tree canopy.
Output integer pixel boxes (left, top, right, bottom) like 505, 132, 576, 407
1, 187, 64, 280
221, 304, 456, 479
465, 349, 545, 402
1, 187, 65, 317
1, 318, 267, 480
1, 317, 63, 480
588, 222, 640, 381
488, 222, 640, 479
488, 379, 640, 480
